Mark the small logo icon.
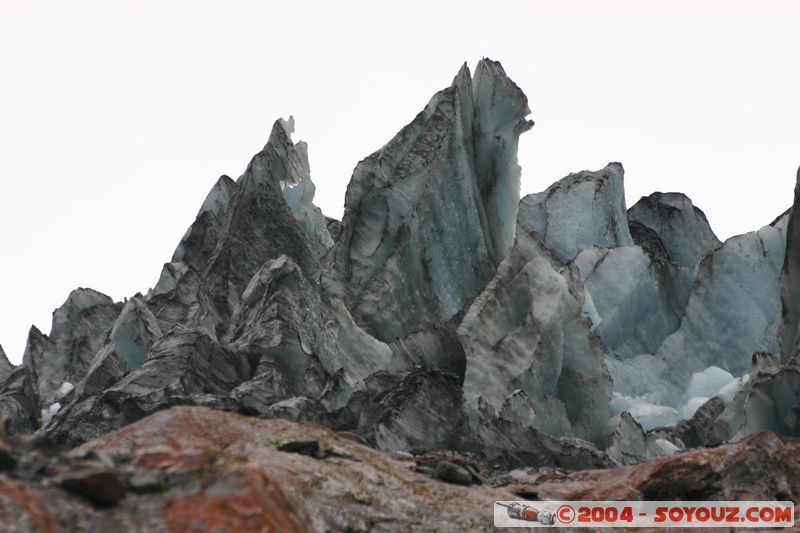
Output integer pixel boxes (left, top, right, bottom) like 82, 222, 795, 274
557, 504, 576, 524
496, 502, 556, 525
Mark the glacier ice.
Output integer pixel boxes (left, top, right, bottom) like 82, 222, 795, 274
458, 230, 611, 443
606, 411, 648, 465
0, 365, 40, 435
81, 297, 163, 395
517, 163, 633, 265
228, 254, 401, 412
652, 438, 680, 456
22, 289, 121, 403
628, 192, 722, 268
572, 246, 692, 357
325, 59, 533, 342
656, 218, 788, 383
779, 169, 800, 361
171, 174, 237, 271
609, 392, 680, 432
604, 354, 682, 406
680, 366, 735, 418
0, 344, 13, 386
43, 330, 252, 446
273, 116, 335, 260
742, 363, 800, 436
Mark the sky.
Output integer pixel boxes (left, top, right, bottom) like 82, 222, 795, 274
1, 1, 798, 363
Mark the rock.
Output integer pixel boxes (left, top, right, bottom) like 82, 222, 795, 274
504, 430, 800, 502
277, 440, 320, 457
126, 470, 164, 494
263, 397, 329, 425
60, 468, 126, 506
326, 59, 533, 342
628, 192, 722, 267
0, 440, 17, 470
434, 460, 473, 485
4, 405, 536, 531
458, 231, 611, 443
517, 162, 633, 265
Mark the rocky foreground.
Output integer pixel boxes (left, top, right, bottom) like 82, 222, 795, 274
0, 406, 796, 532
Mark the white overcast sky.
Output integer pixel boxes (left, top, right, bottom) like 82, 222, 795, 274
1, 1, 798, 363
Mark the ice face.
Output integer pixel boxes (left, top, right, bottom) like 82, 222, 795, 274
628, 192, 722, 268
779, 169, 800, 361
82, 297, 163, 393
573, 246, 692, 357
458, 231, 611, 444
22, 288, 121, 403
171, 175, 237, 270
471, 59, 533, 263
0, 344, 14, 386
682, 366, 736, 407
274, 118, 335, 260
656, 221, 787, 383
198, 119, 331, 328
326, 60, 533, 342
228, 255, 399, 411
517, 163, 633, 265
742, 364, 800, 436
604, 354, 682, 406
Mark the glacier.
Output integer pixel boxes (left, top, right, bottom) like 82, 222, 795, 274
0, 58, 797, 476
325, 60, 533, 342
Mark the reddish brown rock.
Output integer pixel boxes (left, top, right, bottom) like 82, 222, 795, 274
0, 406, 527, 532
502, 430, 800, 503
0, 477, 60, 533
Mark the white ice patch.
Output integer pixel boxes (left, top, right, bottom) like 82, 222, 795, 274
653, 438, 681, 456
679, 366, 735, 418
683, 366, 735, 400
609, 392, 680, 431
57, 382, 74, 399
681, 396, 710, 419
581, 289, 602, 332
719, 374, 749, 400
41, 401, 62, 426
